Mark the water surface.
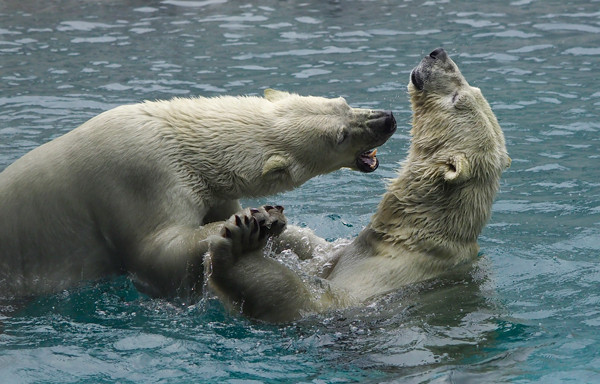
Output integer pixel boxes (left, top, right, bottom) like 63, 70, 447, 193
1, 0, 600, 382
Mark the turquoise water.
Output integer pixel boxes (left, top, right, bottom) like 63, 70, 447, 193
1, 0, 599, 382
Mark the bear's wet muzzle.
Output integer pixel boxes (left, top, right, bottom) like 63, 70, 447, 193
410, 47, 448, 91
367, 110, 397, 135
356, 111, 396, 173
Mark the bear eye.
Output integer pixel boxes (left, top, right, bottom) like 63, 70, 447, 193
336, 129, 349, 145
451, 91, 460, 104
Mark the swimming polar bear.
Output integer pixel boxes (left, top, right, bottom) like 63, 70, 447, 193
0, 89, 396, 300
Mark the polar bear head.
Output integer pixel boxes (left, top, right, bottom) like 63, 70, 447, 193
262, 89, 396, 179
408, 48, 510, 185
181, 90, 397, 198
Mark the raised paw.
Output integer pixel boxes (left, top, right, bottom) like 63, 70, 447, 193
247, 205, 286, 238
219, 205, 287, 256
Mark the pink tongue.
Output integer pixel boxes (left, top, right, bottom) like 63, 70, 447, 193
361, 152, 377, 168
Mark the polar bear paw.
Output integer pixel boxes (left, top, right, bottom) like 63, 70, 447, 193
223, 205, 286, 253
209, 205, 286, 267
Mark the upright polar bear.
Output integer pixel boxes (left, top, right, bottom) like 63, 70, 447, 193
207, 48, 512, 323
0, 89, 396, 299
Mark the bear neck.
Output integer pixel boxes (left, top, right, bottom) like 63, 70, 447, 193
368, 156, 501, 261
147, 97, 278, 200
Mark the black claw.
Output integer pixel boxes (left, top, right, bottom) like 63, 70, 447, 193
250, 208, 260, 214
258, 227, 267, 240
251, 217, 259, 233
275, 205, 284, 212
264, 205, 274, 211
244, 215, 250, 225
234, 215, 242, 226
223, 227, 232, 238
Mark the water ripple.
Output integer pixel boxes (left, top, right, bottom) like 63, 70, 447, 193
162, 0, 228, 7
232, 46, 362, 60
494, 200, 576, 214
533, 23, 600, 34
508, 44, 554, 53
563, 47, 600, 56
57, 21, 120, 32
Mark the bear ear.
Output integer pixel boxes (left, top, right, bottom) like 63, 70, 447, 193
264, 89, 291, 102
262, 154, 291, 177
443, 153, 471, 183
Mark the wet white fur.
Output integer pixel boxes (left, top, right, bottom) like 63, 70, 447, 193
208, 56, 511, 322
0, 90, 380, 298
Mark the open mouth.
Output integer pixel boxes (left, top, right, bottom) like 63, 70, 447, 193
356, 149, 379, 173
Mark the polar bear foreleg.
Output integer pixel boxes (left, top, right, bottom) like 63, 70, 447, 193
206, 206, 319, 322
131, 224, 222, 299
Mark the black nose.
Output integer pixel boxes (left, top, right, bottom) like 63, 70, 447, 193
368, 111, 397, 134
385, 111, 397, 134
429, 48, 447, 62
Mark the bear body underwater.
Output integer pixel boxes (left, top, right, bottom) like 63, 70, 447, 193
0, 89, 396, 299
207, 49, 511, 323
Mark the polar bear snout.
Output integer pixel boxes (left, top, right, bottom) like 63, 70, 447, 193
353, 111, 396, 173
410, 48, 448, 91
410, 48, 466, 95
429, 47, 448, 62
383, 111, 397, 134
367, 110, 397, 135
410, 49, 444, 91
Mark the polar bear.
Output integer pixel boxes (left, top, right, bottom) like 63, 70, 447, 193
0, 89, 396, 299
206, 48, 511, 323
